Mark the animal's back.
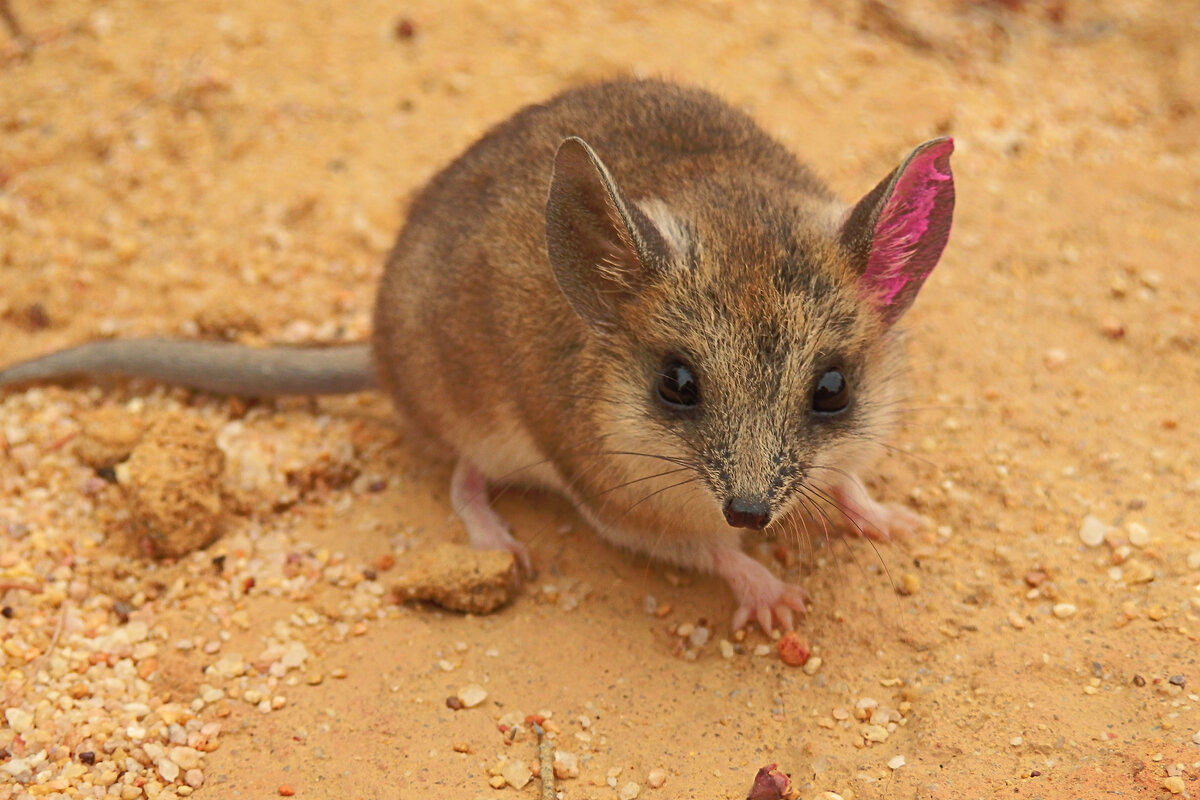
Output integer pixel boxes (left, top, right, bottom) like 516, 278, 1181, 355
372, 79, 832, 478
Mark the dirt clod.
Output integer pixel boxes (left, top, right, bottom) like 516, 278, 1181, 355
392, 544, 517, 614
74, 407, 146, 469
115, 412, 226, 558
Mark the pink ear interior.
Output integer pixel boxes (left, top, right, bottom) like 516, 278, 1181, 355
860, 138, 955, 319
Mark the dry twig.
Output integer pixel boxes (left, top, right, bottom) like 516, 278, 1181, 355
534, 722, 555, 800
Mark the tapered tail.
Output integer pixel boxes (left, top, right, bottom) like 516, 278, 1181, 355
0, 339, 378, 396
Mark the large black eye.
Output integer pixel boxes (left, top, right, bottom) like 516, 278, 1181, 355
656, 360, 701, 409
812, 367, 850, 414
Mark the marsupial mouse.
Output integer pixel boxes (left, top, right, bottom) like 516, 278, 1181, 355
0, 79, 955, 632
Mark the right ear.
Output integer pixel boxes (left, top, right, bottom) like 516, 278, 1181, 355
545, 137, 670, 331
839, 137, 955, 327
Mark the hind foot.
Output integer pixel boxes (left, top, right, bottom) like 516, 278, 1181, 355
450, 457, 532, 576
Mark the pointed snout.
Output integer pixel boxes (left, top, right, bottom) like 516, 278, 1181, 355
723, 497, 771, 530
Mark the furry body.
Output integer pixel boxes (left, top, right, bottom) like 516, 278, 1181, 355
0, 80, 955, 631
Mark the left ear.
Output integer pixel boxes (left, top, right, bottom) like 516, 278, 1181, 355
839, 137, 955, 326
545, 136, 674, 332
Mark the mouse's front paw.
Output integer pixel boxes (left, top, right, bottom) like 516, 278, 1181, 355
713, 547, 809, 633
732, 581, 810, 635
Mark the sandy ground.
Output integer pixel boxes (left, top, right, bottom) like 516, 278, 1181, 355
2, 1, 1200, 798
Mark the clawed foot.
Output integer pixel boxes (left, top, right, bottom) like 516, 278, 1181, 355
713, 547, 809, 633
832, 475, 923, 543
450, 458, 533, 576
708, 475, 921, 632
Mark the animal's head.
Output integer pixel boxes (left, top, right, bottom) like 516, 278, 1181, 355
544, 136, 954, 534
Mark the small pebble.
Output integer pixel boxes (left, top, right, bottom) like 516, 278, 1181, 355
4, 708, 33, 733
777, 632, 811, 667
862, 724, 889, 743
802, 656, 823, 676
1100, 318, 1125, 339
899, 573, 920, 595
1187, 551, 1200, 571
719, 640, 735, 659
1052, 603, 1077, 619
1079, 516, 1109, 547
1122, 560, 1155, 584
554, 750, 580, 779
171, 747, 201, 770
1163, 776, 1185, 794
886, 755, 906, 770
278, 785, 295, 797
1126, 522, 1150, 547
619, 781, 640, 800
501, 760, 532, 790
1192, 730, 1200, 745
1043, 348, 1068, 369
457, 685, 488, 708
158, 758, 180, 783
647, 767, 667, 788
394, 17, 416, 39
1024, 569, 1048, 587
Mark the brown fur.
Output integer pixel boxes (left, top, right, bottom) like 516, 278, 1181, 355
0, 78, 948, 627
373, 78, 912, 571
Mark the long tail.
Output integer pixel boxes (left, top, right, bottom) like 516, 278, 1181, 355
0, 339, 378, 396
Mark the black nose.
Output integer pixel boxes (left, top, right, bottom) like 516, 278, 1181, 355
723, 497, 771, 530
